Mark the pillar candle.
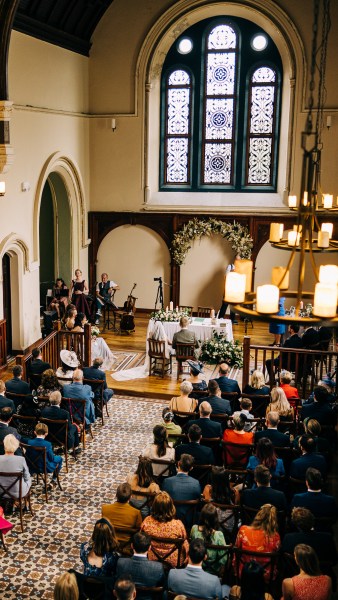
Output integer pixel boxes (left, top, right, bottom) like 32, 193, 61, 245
319, 265, 338, 285
288, 195, 297, 208
270, 223, 283, 242
323, 194, 333, 209
303, 191, 308, 206
271, 266, 290, 290
321, 222, 333, 239
169, 301, 173, 311
288, 231, 300, 246
313, 283, 338, 317
224, 272, 246, 303
234, 258, 253, 292
317, 231, 329, 248
210, 309, 215, 319
256, 285, 279, 313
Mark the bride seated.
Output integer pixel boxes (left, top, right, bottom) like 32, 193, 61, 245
71, 312, 115, 371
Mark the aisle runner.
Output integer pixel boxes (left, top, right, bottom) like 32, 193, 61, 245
111, 351, 146, 372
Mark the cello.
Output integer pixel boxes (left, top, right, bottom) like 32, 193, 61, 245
120, 283, 137, 332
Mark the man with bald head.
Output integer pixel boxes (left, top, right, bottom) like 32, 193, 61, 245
62, 368, 95, 425
187, 401, 222, 438
214, 362, 241, 394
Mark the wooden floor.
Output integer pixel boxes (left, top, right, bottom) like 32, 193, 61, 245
103, 312, 272, 400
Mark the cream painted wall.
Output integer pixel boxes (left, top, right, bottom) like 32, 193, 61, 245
96, 225, 171, 309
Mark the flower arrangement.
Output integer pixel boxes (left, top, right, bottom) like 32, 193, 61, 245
199, 332, 244, 367
150, 308, 190, 322
171, 217, 253, 266
91, 325, 100, 338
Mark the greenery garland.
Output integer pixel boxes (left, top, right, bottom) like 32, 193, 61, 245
171, 217, 253, 266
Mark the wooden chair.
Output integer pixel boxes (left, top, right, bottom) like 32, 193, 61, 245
204, 542, 233, 579
221, 391, 241, 412
69, 569, 115, 600
61, 397, 93, 449
189, 463, 213, 488
0, 471, 34, 532
232, 547, 279, 592
136, 586, 164, 600
4, 392, 32, 410
39, 417, 70, 472
241, 393, 270, 417
83, 377, 108, 425
167, 591, 206, 600
20, 441, 62, 503
11, 414, 39, 440
240, 504, 286, 537
113, 526, 140, 556
147, 458, 176, 484
274, 446, 299, 476
175, 342, 196, 379
172, 409, 197, 429
197, 306, 212, 318
200, 437, 222, 464
148, 338, 172, 378
226, 416, 264, 434
149, 534, 185, 568
210, 412, 229, 429
172, 498, 200, 529
179, 305, 193, 315
209, 501, 241, 543
27, 372, 42, 391
130, 490, 157, 516
222, 442, 254, 469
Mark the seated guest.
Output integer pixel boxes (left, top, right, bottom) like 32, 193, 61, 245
83, 356, 114, 404
201, 379, 232, 416
168, 538, 227, 599
229, 560, 274, 600
0, 433, 31, 496
127, 456, 160, 518
172, 316, 198, 350
54, 572, 79, 600
116, 531, 165, 595
234, 504, 281, 582
279, 370, 299, 401
0, 407, 21, 454
48, 277, 69, 319
41, 390, 80, 453
186, 360, 207, 397
169, 381, 197, 413
62, 369, 95, 425
102, 483, 142, 553
0, 380, 15, 411
302, 325, 320, 348
114, 575, 136, 600
290, 436, 327, 481
292, 418, 329, 455
143, 425, 175, 478
162, 454, 201, 524
265, 323, 302, 375
282, 544, 331, 600
301, 386, 335, 426
255, 411, 290, 447
16, 395, 41, 438
63, 306, 77, 331
291, 467, 338, 523
140, 491, 189, 568
190, 504, 229, 576
160, 409, 182, 445
28, 347, 51, 376
56, 349, 79, 386
27, 422, 63, 481
246, 438, 285, 488
202, 466, 235, 537
5, 365, 31, 396
243, 370, 270, 396
266, 387, 294, 421
281, 507, 337, 567
223, 413, 254, 445
214, 362, 241, 395
306, 376, 336, 405
36, 369, 61, 398
80, 518, 119, 577
175, 424, 214, 465
241, 465, 287, 512
187, 401, 222, 439
233, 398, 255, 432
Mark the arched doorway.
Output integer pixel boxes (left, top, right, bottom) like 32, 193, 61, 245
39, 172, 72, 306
2, 253, 12, 355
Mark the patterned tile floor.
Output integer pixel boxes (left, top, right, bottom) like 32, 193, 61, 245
0, 395, 166, 599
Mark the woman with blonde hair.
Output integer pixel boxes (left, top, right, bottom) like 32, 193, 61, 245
169, 380, 197, 413
140, 491, 189, 567
0, 434, 31, 498
234, 504, 280, 582
243, 370, 270, 396
267, 387, 294, 421
127, 456, 160, 517
54, 572, 79, 600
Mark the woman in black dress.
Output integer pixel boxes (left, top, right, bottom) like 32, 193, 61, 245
70, 269, 91, 319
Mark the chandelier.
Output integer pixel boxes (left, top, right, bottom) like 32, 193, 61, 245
226, 0, 338, 324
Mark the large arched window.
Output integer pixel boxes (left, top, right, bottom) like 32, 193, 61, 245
160, 17, 282, 193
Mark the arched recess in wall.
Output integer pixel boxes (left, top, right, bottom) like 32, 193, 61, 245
96, 225, 171, 310
136, 0, 305, 209
0, 233, 30, 352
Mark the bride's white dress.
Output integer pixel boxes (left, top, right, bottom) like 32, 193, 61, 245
91, 336, 115, 371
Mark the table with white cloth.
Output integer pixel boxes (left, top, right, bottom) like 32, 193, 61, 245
148, 317, 233, 343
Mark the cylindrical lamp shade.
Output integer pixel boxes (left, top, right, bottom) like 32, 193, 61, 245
321, 223, 333, 239
234, 258, 253, 292
317, 231, 330, 248
269, 223, 283, 242
287, 231, 300, 246
313, 283, 338, 317
256, 285, 279, 313
288, 195, 297, 207
319, 265, 338, 285
224, 272, 246, 303
271, 267, 290, 290
323, 194, 333, 209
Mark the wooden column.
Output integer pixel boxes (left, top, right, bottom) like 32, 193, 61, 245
242, 336, 251, 389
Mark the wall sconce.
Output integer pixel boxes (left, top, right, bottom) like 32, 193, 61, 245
0, 182, 5, 196
111, 118, 116, 132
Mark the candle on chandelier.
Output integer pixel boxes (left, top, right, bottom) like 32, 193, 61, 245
319, 265, 338, 285
288, 195, 297, 208
317, 231, 330, 248
224, 272, 246, 303
323, 194, 333, 209
234, 258, 253, 292
269, 223, 283, 242
303, 191, 308, 206
288, 231, 300, 246
256, 285, 279, 313
293, 224, 302, 233
313, 283, 338, 317
321, 222, 333, 239
271, 267, 290, 290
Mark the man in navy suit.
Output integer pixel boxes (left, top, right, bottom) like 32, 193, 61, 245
290, 435, 327, 480
28, 347, 51, 376
27, 422, 63, 481
255, 411, 290, 447
302, 326, 320, 348
281, 507, 337, 566
168, 538, 228, 599
241, 465, 287, 512
63, 369, 95, 425
291, 468, 338, 523
116, 531, 165, 599
0, 407, 22, 455
162, 454, 201, 523
0, 380, 15, 411
41, 390, 80, 452
83, 357, 114, 403
175, 424, 214, 465
187, 401, 222, 438
301, 386, 335, 426
266, 324, 303, 374
214, 362, 241, 394
200, 379, 232, 416
5, 365, 31, 396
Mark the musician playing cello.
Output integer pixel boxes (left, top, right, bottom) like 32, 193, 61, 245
95, 273, 120, 324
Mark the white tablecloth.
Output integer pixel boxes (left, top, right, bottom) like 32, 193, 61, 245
160, 317, 233, 343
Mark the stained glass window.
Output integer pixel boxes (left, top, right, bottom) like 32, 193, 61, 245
165, 69, 192, 184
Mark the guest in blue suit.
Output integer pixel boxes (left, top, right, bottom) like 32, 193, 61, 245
290, 435, 327, 481
27, 422, 63, 481
168, 538, 229, 599
163, 453, 201, 525
291, 468, 338, 524
83, 357, 114, 404
116, 531, 165, 599
214, 363, 241, 395
63, 369, 95, 425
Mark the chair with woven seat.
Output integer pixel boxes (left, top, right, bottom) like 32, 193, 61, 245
113, 526, 140, 556
197, 306, 212, 318
61, 397, 93, 449
148, 338, 172, 378
172, 410, 197, 429
175, 342, 196, 379
39, 417, 70, 472
0, 471, 34, 532
20, 441, 62, 503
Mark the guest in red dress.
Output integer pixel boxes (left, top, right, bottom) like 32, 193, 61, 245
282, 543, 331, 600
